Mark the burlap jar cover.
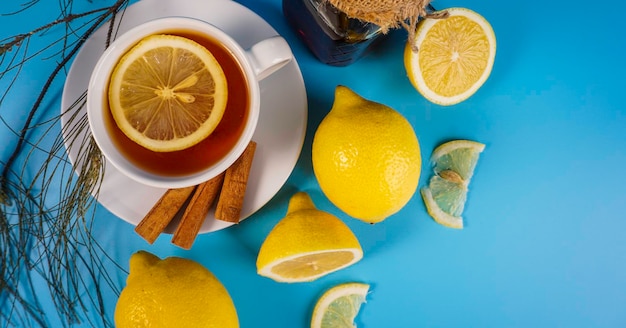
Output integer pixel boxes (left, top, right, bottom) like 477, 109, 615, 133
326, 0, 447, 50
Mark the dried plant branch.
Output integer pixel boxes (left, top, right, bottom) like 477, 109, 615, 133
0, 0, 132, 326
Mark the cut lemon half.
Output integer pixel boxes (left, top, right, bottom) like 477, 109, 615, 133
421, 140, 485, 228
311, 282, 369, 328
256, 192, 363, 283
108, 34, 228, 152
405, 7, 496, 106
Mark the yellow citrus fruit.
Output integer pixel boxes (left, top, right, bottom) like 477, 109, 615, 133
256, 192, 363, 283
108, 34, 228, 152
311, 282, 369, 328
421, 139, 485, 228
115, 251, 239, 327
312, 85, 421, 223
404, 7, 496, 106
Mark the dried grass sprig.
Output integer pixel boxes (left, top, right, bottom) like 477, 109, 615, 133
0, 0, 131, 326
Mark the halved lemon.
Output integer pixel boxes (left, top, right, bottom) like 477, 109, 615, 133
311, 282, 369, 328
256, 192, 363, 283
108, 34, 228, 152
421, 140, 485, 228
405, 7, 496, 106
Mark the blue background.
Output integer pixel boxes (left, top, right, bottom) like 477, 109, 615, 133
1, 0, 625, 327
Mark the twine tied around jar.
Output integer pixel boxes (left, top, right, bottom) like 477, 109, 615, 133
326, 0, 448, 51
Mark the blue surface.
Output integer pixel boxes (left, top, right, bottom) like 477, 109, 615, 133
1, 0, 626, 327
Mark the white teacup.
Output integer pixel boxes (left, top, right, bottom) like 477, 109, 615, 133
87, 17, 292, 189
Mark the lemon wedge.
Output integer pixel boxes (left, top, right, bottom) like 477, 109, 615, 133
421, 140, 485, 228
311, 282, 369, 328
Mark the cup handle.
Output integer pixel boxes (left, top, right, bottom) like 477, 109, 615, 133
245, 36, 293, 81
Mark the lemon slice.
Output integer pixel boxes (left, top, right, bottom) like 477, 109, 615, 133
404, 7, 496, 106
311, 282, 369, 328
108, 34, 228, 152
421, 140, 485, 228
256, 192, 363, 283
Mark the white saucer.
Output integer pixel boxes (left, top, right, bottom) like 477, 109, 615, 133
60, 0, 307, 234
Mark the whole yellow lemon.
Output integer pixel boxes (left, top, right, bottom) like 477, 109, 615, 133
115, 251, 239, 328
312, 86, 421, 223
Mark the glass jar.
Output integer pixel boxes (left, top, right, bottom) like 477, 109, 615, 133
282, 0, 384, 66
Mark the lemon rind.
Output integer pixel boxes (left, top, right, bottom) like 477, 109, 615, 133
421, 187, 464, 229
405, 7, 497, 106
310, 282, 370, 328
257, 248, 364, 283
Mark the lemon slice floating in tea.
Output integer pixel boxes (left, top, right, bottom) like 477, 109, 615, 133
108, 34, 228, 152
421, 140, 485, 228
311, 282, 369, 328
404, 7, 496, 105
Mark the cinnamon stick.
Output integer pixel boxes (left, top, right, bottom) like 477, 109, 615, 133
134, 186, 196, 244
171, 172, 225, 249
215, 141, 257, 223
